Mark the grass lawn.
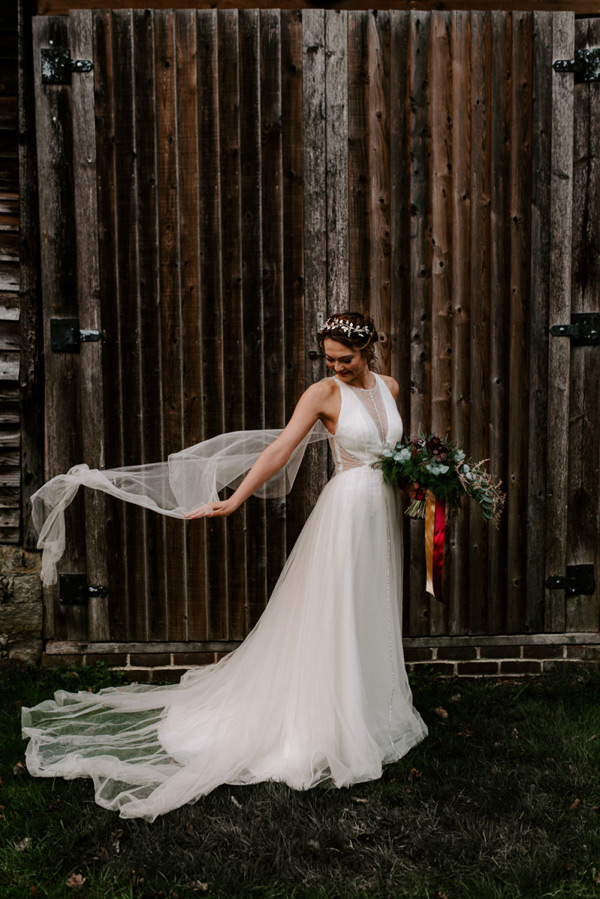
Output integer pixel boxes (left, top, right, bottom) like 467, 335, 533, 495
1, 661, 600, 899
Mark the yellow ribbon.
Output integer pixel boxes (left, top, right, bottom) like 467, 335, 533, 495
424, 489, 436, 597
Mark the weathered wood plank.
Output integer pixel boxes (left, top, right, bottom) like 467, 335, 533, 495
324, 9, 348, 319
388, 10, 412, 633
0, 261, 19, 291
348, 10, 369, 316
261, 9, 287, 601
197, 9, 229, 640
0, 428, 19, 447
565, 15, 600, 633
239, 8, 267, 629
33, 14, 87, 641
486, 12, 511, 635
69, 9, 109, 640
430, 11, 452, 634
467, 11, 491, 633
111, 8, 146, 642
302, 9, 328, 517
0, 450, 19, 467
0, 469, 19, 486
408, 10, 431, 636
544, 12, 574, 633
36, 1, 600, 16
175, 8, 207, 642
448, 10, 471, 636
131, 8, 166, 643
505, 11, 533, 634
281, 9, 306, 556
155, 9, 185, 641
93, 9, 131, 639
0, 317, 17, 351
218, 9, 246, 639
368, 10, 391, 374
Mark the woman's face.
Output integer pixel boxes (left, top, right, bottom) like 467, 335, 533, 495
323, 338, 368, 384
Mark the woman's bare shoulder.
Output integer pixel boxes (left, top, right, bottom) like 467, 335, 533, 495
379, 374, 400, 401
303, 378, 339, 402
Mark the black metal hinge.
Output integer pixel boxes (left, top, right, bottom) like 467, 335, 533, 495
59, 574, 108, 606
545, 564, 596, 597
550, 313, 600, 346
41, 48, 93, 85
553, 47, 600, 83
50, 319, 102, 353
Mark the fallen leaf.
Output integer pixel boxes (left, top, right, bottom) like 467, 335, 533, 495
13, 762, 26, 776
435, 706, 449, 719
189, 882, 208, 893
15, 837, 30, 852
185, 822, 196, 835
569, 798, 581, 811
458, 724, 473, 738
109, 829, 123, 853
450, 693, 461, 702
408, 767, 420, 783
92, 847, 108, 861
65, 873, 86, 890
518, 845, 528, 855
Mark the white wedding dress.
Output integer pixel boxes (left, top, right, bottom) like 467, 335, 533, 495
21, 373, 428, 822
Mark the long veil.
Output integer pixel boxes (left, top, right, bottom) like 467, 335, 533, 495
32, 420, 331, 587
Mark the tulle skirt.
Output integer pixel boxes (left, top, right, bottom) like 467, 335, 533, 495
21, 466, 428, 822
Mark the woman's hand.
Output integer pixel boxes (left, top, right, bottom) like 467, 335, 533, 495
184, 499, 239, 520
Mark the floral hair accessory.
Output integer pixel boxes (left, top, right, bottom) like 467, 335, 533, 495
319, 317, 372, 339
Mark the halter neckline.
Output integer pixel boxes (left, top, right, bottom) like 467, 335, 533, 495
336, 373, 378, 392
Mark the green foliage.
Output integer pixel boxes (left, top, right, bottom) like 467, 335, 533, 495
377, 433, 505, 525
2, 663, 600, 898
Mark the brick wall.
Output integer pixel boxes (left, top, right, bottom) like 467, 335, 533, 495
38, 638, 600, 682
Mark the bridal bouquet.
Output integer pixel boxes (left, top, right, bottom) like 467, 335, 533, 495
377, 434, 505, 603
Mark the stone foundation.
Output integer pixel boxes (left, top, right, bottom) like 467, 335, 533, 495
0, 546, 43, 664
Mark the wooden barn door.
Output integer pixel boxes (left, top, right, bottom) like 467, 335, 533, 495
32, 9, 600, 652
33, 8, 312, 648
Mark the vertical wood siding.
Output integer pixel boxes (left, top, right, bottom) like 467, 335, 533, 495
33, 9, 600, 643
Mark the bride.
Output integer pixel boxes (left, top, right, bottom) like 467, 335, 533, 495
21, 312, 428, 822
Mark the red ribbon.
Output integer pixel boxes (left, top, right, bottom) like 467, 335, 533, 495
425, 491, 447, 604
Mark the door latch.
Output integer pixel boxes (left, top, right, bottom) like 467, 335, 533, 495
58, 574, 109, 605
41, 48, 93, 85
553, 47, 600, 84
51, 319, 102, 353
550, 313, 600, 346
544, 564, 596, 597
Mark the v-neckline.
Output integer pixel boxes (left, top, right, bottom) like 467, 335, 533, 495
338, 372, 391, 446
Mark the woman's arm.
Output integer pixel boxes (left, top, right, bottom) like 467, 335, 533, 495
184, 381, 335, 519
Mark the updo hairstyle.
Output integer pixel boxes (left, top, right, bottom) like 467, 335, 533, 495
317, 312, 379, 368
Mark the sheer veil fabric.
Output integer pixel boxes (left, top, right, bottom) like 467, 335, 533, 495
22, 373, 428, 821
